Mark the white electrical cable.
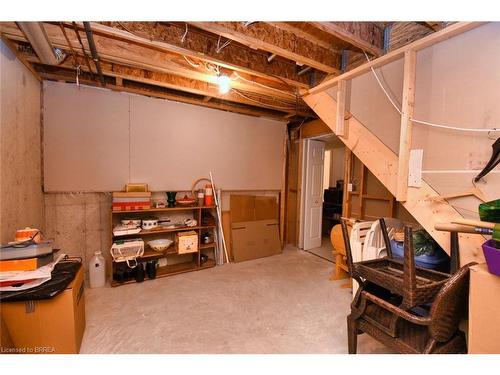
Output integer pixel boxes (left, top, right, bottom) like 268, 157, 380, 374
233, 72, 296, 98
362, 52, 500, 134
183, 55, 200, 68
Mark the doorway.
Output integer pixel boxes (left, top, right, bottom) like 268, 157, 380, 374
298, 134, 346, 260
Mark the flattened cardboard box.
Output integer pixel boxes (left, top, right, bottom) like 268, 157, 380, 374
230, 195, 278, 223
1, 265, 86, 354
231, 219, 281, 262
468, 263, 500, 354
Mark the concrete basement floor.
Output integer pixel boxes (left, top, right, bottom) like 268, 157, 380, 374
80, 246, 390, 354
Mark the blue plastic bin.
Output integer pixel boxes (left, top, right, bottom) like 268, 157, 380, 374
390, 240, 450, 272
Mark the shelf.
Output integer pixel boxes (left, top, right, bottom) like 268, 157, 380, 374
200, 243, 216, 249
111, 259, 216, 287
112, 205, 215, 214
138, 247, 178, 260
112, 225, 216, 239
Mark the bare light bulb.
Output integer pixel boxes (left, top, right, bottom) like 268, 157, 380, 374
217, 75, 231, 94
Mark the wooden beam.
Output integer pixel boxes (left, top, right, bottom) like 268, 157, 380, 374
0, 22, 299, 102
0, 35, 41, 81
37, 70, 287, 120
87, 22, 311, 88
396, 50, 416, 202
336, 80, 347, 136
308, 22, 484, 95
303, 90, 486, 266
311, 22, 384, 57
29, 58, 312, 116
189, 22, 341, 74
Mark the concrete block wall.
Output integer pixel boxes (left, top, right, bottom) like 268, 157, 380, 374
44, 193, 113, 280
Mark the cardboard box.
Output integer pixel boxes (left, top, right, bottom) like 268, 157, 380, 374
1, 265, 86, 354
230, 195, 278, 223
231, 220, 281, 262
176, 230, 198, 254
468, 263, 500, 353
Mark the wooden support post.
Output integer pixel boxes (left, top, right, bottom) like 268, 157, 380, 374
396, 49, 416, 202
115, 76, 123, 86
336, 80, 347, 136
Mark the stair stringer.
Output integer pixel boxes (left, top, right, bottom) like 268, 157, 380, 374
304, 91, 485, 266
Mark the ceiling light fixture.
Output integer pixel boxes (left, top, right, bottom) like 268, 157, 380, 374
217, 74, 231, 94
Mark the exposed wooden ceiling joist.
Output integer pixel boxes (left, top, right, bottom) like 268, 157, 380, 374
0, 22, 300, 102
34, 67, 291, 121
189, 22, 341, 74
83, 21, 313, 89
26, 56, 312, 117
310, 22, 385, 57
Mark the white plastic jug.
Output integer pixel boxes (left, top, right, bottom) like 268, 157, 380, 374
89, 251, 106, 288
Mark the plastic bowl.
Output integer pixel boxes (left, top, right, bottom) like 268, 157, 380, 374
148, 239, 173, 252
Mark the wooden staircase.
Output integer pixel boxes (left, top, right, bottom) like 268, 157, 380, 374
302, 23, 487, 265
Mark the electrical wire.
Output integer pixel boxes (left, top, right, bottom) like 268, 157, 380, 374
233, 89, 299, 111
183, 55, 200, 68
362, 52, 500, 134
232, 72, 296, 98
181, 23, 188, 43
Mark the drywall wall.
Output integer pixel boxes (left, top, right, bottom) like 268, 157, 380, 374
0, 40, 44, 243
43, 81, 286, 192
328, 146, 345, 188
339, 23, 499, 220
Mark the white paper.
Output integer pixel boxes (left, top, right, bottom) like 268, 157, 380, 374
0, 254, 66, 292
408, 149, 424, 188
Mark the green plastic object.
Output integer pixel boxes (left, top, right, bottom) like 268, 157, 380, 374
479, 199, 500, 223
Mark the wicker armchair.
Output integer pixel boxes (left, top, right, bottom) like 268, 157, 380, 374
347, 262, 473, 354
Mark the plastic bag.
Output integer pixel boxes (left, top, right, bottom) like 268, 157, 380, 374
412, 229, 439, 256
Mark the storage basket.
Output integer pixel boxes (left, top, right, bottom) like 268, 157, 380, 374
110, 239, 144, 268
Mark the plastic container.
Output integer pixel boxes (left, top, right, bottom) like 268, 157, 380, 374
482, 239, 500, 276
479, 199, 500, 223
390, 240, 450, 272
89, 251, 106, 288
204, 184, 213, 206
197, 190, 205, 206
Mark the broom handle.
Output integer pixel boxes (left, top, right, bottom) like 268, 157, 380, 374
209, 171, 229, 263
451, 218, 496, 230
435, 223, 493, 234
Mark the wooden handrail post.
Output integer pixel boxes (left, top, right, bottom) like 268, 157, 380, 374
336, 80, 347, 137
396, 49, 416, 202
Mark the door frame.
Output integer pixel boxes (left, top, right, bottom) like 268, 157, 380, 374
297, 134, 333, 249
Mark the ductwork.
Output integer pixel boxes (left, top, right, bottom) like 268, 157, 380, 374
17, 22, 59, 65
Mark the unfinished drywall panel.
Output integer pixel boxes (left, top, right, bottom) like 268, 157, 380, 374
43, 82, 130, 192
129, 94, 285, 191
0, 40, 44, 243
339, 58, 404, 154
43, 82, 286, 192
412, 22, 500, 217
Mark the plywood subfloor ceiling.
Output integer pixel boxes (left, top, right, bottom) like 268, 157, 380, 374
0, 21, 448, 120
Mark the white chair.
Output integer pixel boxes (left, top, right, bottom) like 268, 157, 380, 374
349, 220, 374, 298
351, 218, 404, 299
362, 218, 404, 261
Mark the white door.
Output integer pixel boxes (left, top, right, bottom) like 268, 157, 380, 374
303, 139, 325, 250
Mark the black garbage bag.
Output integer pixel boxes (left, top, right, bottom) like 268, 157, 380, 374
0, 259, 82, 302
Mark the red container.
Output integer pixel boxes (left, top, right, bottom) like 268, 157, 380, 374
482, 240, 500, 276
